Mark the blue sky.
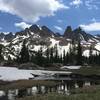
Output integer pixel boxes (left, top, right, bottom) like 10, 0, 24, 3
0, 0, 100, 35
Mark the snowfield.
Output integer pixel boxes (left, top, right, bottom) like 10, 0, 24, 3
0, 67, 71, 81
0, 67, 34, 81
83, 49, 99, 57
0, 91, 5, 97
61, 66, 81, 70
95, 43, 100, 51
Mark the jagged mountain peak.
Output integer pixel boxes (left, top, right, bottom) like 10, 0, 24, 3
74, 27, 82, 32
5, 32, 14, 41
15, 24, 56, 38
41, 26, 52, 32
0, 32, 14, 41
0, 25, 100, 43
64, 26, 73, 38
41, 26, 56, 37
0, 25, 100, 60
63, 26, 98, 42
29, 24, 41, 33
73, 27, 97, 42
73, 27, 88, 41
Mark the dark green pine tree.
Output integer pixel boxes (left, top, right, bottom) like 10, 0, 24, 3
0, 44, 3, 61
54, 46, 59, 63
46, 48, 50, 63
59, 54, 63, 63
30, 54, 36, 63
50, 47, 54, 63
66, 53, 69, 65
68, 45, 72, 65
19, 41, 30, 63
63, 50, 66, 65
69, 44, 77, 65
63, 51, 69, 65
98, 53, 100, 65
35, 47, 45, 66
89, 45, 93, 65
76, 42, 83, 65
93, 52, 100, 65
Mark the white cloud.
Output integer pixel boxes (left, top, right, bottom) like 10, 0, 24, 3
80, 22, 100, 31
54, 26, 63, 31
0, 0, 68, 23
2, 32, 10, 35
85, 0, 99, 10
15, 22, 31, 29
70, 0, 83, 7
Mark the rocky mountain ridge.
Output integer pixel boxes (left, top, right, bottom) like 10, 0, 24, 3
0, 25, 100, 60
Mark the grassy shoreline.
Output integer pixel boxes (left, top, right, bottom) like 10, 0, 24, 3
17, 85, 100, 100
17, 92, 100, 100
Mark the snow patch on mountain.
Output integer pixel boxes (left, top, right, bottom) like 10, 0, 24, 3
0, 25, 100, 60
83, 49, 99, 57
0, 41, 9, 46
57, 43, 71, 56
95, 43, 100, 51
50, 38, 59, 47
83, 50, 90, 57
32, 45, 44, 52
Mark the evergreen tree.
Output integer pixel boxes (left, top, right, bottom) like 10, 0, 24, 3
68, 44, 73, 64
50, 47, 54, 63
30, 54, 36, 64
93, 52, 100, 65
89, 45, 93, 65
63, 50, 66, 65
54, 45, 59, 63
0, 44, 3, 61
66, 53, 69, 65
46, 48, 50, 63
35, 47, 45, 66
69, 43, 77, 65
19, 40, 30, 63
59, 54, 63, 63
63, 51, 70, 65
98, 53, 100, 65
76, 42, 83, 65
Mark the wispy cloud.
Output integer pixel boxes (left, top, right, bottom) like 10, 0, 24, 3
70, 0, 83, 8
15, 22, 31, 29
54, 26, 63, 31
80, 22, 100, 31
0, 0, 69, 23
70, 0, 100, 9
85, 0, 99, 10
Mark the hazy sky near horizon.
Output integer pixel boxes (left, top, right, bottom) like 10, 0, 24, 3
0, 0, 100, 35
